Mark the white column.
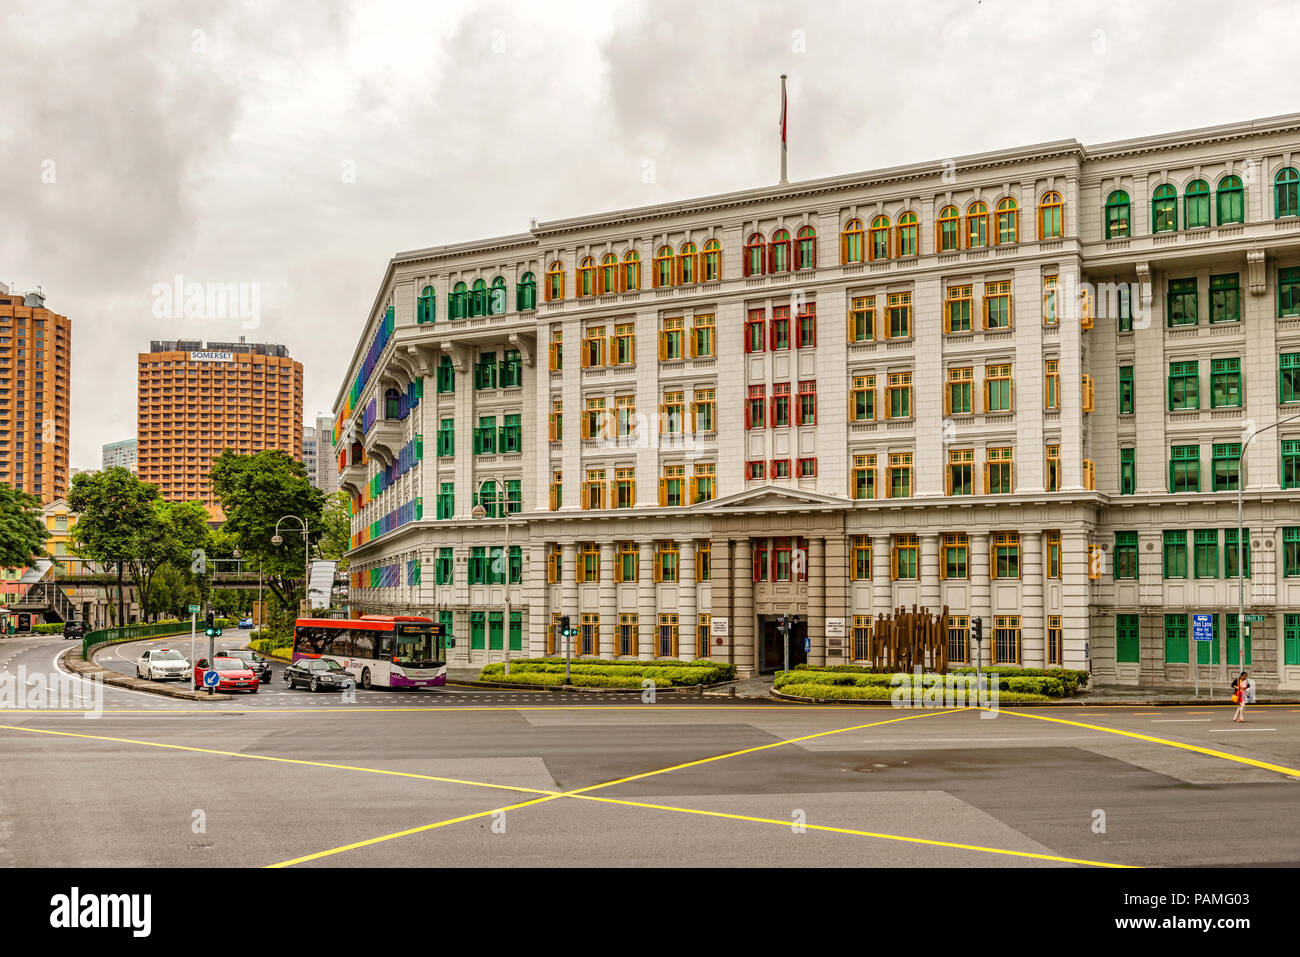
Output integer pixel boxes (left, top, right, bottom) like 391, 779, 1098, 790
678, 539, 697, 659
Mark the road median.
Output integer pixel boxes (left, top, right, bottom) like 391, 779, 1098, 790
65, 639, 233, 701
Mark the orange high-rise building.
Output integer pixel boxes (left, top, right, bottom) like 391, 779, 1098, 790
136, 339, 303, 515
0, 286, 71, 503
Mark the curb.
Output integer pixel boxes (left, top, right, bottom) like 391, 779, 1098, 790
453, 677, 715, 695
65, 646, 234, 701
769, 688, 1297, 707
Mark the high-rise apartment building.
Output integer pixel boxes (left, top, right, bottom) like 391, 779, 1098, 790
137, 338, 303, 515
0, 285, 71, 504
101, 438, 137, 472
332, 112, 1300, 690
303, 424, 319, 487
313, 413, 338, 495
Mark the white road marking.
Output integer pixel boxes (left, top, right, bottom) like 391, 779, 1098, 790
1207, 728, 1277, 732
1151, 719, 1212, 723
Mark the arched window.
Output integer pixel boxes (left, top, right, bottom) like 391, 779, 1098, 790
417, 285, 436, 324
1275, 167, 1299, 219
599, 253, 619, 295
478, 480, 501, 519
966, 202, 988, 248
1152, 184, 1178, 233
1216, 175, 1244, 225
1104, 190, 1130, 239
678, 241, 698, 284
489, 276, 506, 315
577, 257, 596, 297
768, 228, 791, 273
869, 216, 890, 260
840, 219, 864, 264
653, 246, 675, 287
544, 261, 564, 302
1184, 180, 1210, 229
1038, 190, 1063, 239
702, 239, 722, 281
471, 278, 488, 316
451, 280, 469, 319
937, 205, 959, 251
384, 387, 401, 420
744, 233, 766, 276
994, 198, 1018, 245
796, 225, 816, 269
516, 272, 537, 311
895, 212, 918, 257
622, 250, 641, 290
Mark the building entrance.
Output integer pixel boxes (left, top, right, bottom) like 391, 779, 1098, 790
760, 616, 807, 672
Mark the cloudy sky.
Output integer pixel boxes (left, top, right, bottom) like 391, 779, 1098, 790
0, 0, 1293, 469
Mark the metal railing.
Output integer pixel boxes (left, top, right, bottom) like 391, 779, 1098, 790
81, 619, 233, 660
9, 581, 77, 621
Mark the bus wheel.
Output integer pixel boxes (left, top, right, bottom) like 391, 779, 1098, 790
361, 668, 372, 690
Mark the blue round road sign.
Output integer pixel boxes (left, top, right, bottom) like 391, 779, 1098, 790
203, 670, 220, 688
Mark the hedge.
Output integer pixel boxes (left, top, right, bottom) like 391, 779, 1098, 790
490, 656, 736, 677
792, 662, 1089, 686
480, 660, 729, 687
777, 681, 1052, 703
34, 623, 66, 634
778, 667, 1079, 699
480, 658, 735, 686
774, 671, 984, 690
249, 638, 293, 660
474, 671, 681, 689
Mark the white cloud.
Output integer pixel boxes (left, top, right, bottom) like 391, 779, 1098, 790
0, 0, 1293, 469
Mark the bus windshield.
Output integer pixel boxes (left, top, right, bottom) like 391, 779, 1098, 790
395, 624, 443, 666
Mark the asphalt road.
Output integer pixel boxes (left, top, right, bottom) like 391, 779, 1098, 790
2, 633, 1299, 868
84, 630, 647, 708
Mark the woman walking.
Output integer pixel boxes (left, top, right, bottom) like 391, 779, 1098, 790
1231, 671, 1250, 722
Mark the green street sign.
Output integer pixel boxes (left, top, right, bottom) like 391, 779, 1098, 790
1246, 614, 1266, 623
188, 604, 200, 614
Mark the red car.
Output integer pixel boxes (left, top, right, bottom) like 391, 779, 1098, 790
193, 656, 260, 693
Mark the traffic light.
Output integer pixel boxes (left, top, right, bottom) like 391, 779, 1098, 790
204, 611, 222, 639
560, 615, 571, 638
971, 616, 983, 644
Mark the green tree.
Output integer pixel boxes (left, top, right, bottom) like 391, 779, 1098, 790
210, 449, 324, 609
68, 467, 160, 627
128, 500, 180, 621
150, 563, 199, 619
317, 489, 352, 572
0, 484, 49, 569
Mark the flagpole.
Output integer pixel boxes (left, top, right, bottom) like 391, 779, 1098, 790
779, 74, 788, 185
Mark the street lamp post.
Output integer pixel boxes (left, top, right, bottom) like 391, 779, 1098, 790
1235, 411, 1300, 671
471, 480, 512, 677
271, 515, 311, 615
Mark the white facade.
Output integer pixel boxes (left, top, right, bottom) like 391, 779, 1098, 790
333, 113, 1300, 688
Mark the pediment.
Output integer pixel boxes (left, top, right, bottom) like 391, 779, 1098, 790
707, 485, 848, 511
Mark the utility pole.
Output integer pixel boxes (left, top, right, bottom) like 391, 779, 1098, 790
1235, 411, 1300, 669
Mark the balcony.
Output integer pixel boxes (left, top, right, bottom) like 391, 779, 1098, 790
363, 418, 404, 462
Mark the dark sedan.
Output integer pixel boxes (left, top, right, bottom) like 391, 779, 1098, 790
283, 657, 353, 692
217, 648, 273, 684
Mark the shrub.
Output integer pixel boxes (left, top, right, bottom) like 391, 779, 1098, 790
1004, 676, 1065, 697
479, 658, 733, 687
777, 682, 1051, 703
34, 623, 65, 634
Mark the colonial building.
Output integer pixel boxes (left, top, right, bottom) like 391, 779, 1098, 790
334, 112, 1300, 688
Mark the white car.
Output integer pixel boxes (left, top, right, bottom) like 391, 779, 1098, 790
135, 648, 191, 681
